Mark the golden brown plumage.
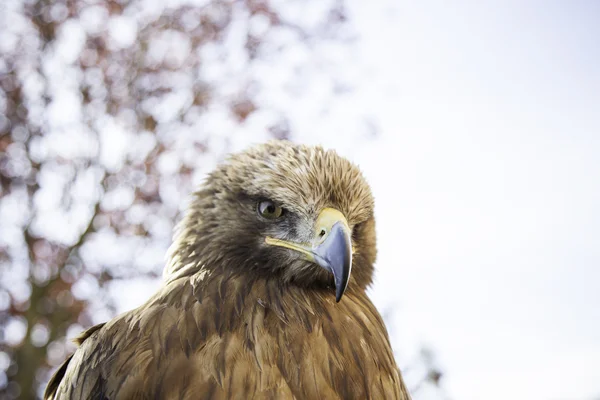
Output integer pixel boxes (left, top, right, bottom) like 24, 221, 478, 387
45, 141, 411, 400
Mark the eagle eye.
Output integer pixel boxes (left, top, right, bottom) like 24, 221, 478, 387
257, 200, 284, 219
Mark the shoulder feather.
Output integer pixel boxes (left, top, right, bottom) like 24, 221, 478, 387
44, 323, 106, 400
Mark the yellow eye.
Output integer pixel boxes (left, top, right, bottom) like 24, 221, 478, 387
258, 200, 284, 219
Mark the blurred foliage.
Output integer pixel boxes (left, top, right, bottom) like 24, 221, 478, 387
0, 0, 444, 398
0, 0, 353, 397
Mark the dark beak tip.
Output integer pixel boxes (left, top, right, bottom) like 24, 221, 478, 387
313, 221, 352, 303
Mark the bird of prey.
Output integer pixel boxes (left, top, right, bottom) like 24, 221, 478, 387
45, 141, 410, 400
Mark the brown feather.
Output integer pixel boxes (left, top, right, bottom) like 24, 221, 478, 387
45, 141, 411, 400
46, 274, 410, 399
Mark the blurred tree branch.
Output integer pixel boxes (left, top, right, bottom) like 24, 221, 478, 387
0, 0, 360, 397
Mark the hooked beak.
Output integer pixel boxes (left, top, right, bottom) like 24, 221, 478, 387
265, 208, 353, 302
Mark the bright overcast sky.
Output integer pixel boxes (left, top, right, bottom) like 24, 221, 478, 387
297, 1, 600, 400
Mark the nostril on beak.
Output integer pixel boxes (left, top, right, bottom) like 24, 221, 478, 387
319, 228, 327, 238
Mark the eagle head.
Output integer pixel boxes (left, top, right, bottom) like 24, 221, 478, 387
166, 140, 377, 302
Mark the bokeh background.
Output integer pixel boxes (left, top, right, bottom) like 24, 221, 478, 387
1, 0, 599, 399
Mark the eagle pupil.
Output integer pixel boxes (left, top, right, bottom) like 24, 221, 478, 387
258, 200, 283, 219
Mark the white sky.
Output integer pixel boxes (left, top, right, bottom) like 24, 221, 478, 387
298, 1, 600, 399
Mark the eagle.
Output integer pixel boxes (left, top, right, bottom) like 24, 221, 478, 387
45, 141, 410, 400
